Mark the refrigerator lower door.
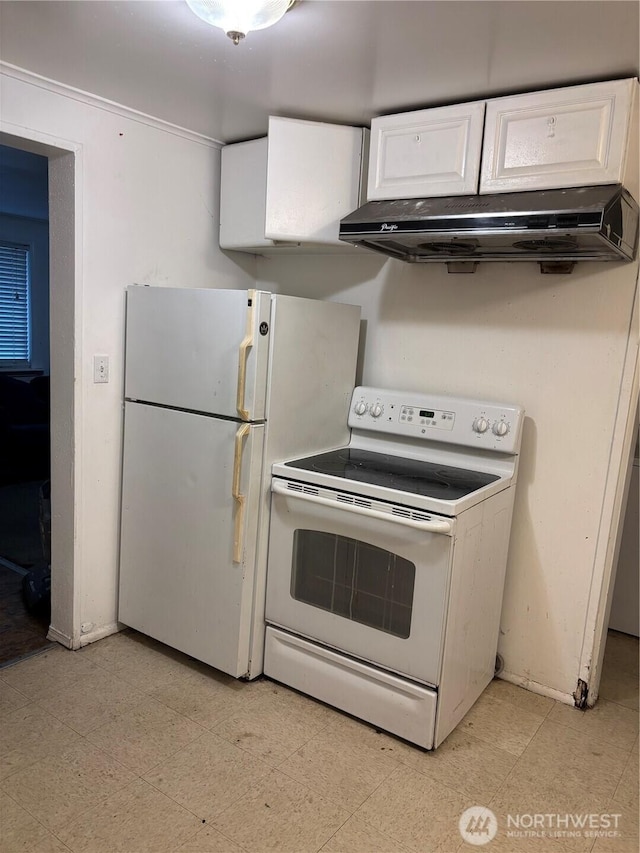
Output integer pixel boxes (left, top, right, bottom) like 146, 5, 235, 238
124, 286, 271, 420
118, 401, 265, 677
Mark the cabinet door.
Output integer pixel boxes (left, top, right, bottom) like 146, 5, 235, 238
220, 138, 271, 250
219, 118, 366, 251
480, 78, 637, 194
367, 101, 485, 200
264, 117, 365, 244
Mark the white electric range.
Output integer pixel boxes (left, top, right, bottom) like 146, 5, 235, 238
264, 386, 524, 749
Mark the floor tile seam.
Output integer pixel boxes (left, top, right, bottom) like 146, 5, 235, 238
0, 757, 138, 840
0, 723, 87, 784
597, 694, 640, 713
272, 715, 339, 756
606, 791, 640, 831
485, 744, 531, 809
541, 711, 639, 755
30, 693, 147, 738
619, 743, 640, 774
53, 776, 197, 848
210, 712, 335, 765
142, 759, 275, 827
313, 807, 357, 853
0, 751, 56, 788
272, 753, 398, 816
482, 691, 555, 727
179, 820, 253, 853
611, 779, 640, 815
208, 723, 299, 768
76, 647, 185, 677
207, 767, 354, 852
9, 659, 122, 701
348, 793, 424, 853
395, 752, 515, 803
514, 713, 634, 791
93, 718, 212, 777
82, 691, 208, 737
486, 748, 626, 814
541, 696, 559, 720
106, 663, 176, 691
352, 760, 475, 828
0, 782, 66, 839
71, 659, 174, 690
591, 694, 640, 714
139, 727, 275, 786
455, 723, 535, 759
162, 704, 242, 733
0, 694, 33, 718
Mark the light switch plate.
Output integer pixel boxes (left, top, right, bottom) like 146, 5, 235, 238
93, 354, 109, 383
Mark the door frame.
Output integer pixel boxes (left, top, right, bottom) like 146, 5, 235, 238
0, 123, 83, 648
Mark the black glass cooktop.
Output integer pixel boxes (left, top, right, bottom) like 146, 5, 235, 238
285, 448, 499, 500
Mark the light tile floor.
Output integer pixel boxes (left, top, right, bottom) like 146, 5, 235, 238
0, 629, 637, 853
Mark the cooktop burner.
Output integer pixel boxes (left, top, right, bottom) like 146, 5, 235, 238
285, 448, 499, 500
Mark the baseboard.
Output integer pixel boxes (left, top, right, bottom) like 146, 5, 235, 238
78, 622, 120, 647
499, 669, 574, 706
47, 625, 73, 648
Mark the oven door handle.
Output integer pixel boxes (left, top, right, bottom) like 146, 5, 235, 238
272, 480, 453, 535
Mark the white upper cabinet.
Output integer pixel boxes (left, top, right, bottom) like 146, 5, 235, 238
367, 102, 486, 199
219, 116, 367, 253
480, 79, 639, 195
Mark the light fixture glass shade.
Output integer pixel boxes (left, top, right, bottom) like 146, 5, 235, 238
185, 0, 293, 44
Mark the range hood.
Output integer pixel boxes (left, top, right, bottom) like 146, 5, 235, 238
339, 184, 639, 273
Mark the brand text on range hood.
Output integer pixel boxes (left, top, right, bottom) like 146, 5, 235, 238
339, 184, 639, 273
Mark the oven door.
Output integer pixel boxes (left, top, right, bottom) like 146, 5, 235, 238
265, 479, 455, 686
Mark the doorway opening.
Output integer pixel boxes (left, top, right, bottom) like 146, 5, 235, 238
0, 129, 78, 658
0, 144, 53, 666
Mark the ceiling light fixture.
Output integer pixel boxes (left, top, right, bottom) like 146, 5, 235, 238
185, 0, 295, 45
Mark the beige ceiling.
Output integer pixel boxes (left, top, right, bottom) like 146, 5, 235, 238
1, 0, 638, 143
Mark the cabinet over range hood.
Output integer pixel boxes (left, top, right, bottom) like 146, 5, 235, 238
339, 184, 639, 273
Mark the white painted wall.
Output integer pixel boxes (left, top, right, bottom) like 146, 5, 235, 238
256, 252, 639, 702
0, 66, 256, 646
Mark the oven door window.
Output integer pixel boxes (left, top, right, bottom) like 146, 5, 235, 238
291, 530, 415, 639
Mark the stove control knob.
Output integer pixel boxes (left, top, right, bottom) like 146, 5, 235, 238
354, 400, 367, 416
370, 403, 384, 419
492, 420, 510, 437
473, 417, 489, 434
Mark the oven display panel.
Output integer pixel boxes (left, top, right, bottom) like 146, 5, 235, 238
400, 405, 455, 430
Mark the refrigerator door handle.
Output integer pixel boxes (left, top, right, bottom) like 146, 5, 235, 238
236, 290, 256, 420
232, 423, 251, 563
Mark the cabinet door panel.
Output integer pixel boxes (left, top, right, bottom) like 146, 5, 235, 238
368, 101, 485, 199
265, 117, 365, 244
480, 79, 637, 193
220, 117, 366, 252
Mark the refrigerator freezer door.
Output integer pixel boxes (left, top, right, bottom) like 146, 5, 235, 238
124, 287, 271, 420
118, 401, 265, 676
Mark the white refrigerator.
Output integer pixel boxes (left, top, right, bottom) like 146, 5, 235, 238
118, 286, 361, 679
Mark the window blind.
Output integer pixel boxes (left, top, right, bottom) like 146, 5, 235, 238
0, 242, 30, 365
